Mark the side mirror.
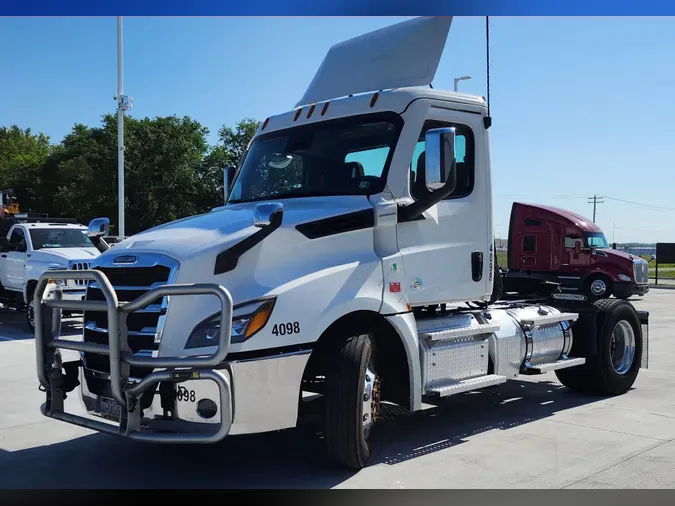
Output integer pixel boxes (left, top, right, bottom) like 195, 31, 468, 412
87, 217, 111, 253
253, 202, 284, 228
424, 127, 457, 194
223, 166, 236, 202
574, 242, 581, 255
88, 217, 110, 238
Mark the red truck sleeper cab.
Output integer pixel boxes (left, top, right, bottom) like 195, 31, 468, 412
505, 202, 649, 299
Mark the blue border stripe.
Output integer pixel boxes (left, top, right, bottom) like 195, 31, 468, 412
5, 0, 675, 16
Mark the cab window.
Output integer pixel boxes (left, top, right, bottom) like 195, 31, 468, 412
564, 234, 583, 249
8, 228, 27, 252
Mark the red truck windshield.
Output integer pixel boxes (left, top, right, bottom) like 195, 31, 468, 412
586, 232, 609, 249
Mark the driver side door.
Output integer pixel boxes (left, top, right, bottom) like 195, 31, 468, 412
396, 107, 490, 306
4, 227, 28, 290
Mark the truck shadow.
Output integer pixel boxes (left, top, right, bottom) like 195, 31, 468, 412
369, 379, 608, 466
0, 307, 82, 342
0, 379, 608, 489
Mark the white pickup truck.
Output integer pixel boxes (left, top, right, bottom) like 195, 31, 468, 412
0, 217, 101, 330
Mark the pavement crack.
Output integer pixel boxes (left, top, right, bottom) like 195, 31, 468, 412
561, 438, 675, 489
544, 418, 668, 442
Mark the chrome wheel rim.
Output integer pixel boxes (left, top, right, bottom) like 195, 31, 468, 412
591, 279, 607, 296
362, 364, 381, 439
611, 320, 636, 375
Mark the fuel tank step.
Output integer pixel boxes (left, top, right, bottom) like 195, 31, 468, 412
426, 374, 507, 397
519, 312, 579, 327
525, 357, 586, 374
420, 321, 501, 341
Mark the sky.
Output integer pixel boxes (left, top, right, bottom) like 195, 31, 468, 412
1, 16, 675, 243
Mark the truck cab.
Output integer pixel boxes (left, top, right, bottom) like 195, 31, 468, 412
505, 202, 649, 299
0, 217, 100, 329
34, 16, 649, 470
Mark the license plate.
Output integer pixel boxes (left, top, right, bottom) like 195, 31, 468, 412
99, 397, 122, 422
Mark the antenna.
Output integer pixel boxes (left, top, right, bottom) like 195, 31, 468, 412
484, 16, 492, 129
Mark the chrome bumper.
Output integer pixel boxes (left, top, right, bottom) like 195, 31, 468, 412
45, 287, 86, 302
34, 269, 234, 443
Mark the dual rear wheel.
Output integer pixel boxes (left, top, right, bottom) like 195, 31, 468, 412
556, 299, 643, 395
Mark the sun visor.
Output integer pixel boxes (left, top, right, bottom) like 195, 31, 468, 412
296, 16, 453, 108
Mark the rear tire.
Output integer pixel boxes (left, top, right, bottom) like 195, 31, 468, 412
556, 299, 642, 396
324, 333, 381, 469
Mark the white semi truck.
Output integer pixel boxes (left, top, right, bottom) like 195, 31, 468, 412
35, 16, 649, 469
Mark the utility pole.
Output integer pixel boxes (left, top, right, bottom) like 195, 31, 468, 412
116, 17, 133, 237
587, 194, 604, 223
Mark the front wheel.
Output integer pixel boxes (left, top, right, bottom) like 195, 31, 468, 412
26, 298, 36, 333
324, 333, 381, 469
587, 275, 613, 298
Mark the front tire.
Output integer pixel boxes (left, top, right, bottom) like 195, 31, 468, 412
324, 333, 381, 469
586, 275, 613, 298
556, 299, 642, 395
26, 298, 36, 333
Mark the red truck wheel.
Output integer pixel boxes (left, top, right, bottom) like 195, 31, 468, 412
586, 275, 613, 298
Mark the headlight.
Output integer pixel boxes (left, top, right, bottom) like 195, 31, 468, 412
184, 297, 276, 349
618, 273, 632, 282
47, 265, 67, 285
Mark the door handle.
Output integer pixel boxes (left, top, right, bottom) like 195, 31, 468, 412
1, 254, 6, 258
471, 251, 483, 282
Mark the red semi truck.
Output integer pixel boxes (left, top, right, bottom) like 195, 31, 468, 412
502, 202, 649, 299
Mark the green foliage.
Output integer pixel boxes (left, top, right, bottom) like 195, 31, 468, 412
0, 115, 261, 235
0, 126, 51, 210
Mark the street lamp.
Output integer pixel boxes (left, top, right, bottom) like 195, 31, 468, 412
116, 16, 133, 237
453, 75, 472, 92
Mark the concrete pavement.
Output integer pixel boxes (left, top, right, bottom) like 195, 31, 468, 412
0, 290, 674, 488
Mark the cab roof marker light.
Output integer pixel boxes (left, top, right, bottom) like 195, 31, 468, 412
293, 108, 302, 121
370, 92, 379, 108
321, 102, 330, 116
306, 104, 316, 118
262, 117, 270, 130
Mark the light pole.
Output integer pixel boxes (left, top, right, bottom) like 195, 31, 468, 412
453, 75, 472, 92
116, 16, 133, 237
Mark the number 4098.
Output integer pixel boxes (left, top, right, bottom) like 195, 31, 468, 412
272, 322, 300, 336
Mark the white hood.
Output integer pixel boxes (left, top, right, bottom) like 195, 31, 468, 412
105, 196, 373, 263
32, 247, 100, 264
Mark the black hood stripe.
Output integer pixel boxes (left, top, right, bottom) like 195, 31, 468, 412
295, 208, 374, 239
214, 211, 283, 275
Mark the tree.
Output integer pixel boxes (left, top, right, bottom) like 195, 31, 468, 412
217, 118, 260, 167
0, 114, 262, 235
45, 114, 214, 235
0, 126, 51, 211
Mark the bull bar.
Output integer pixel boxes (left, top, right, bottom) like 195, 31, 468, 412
34, 269, 234, 443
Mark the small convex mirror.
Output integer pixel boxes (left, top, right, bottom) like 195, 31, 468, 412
424, 127, 457, 193
253, 202, 284, 228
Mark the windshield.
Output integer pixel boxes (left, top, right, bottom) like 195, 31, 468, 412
586, 232, 609, 249
228, 113, 402, 203
29, 228, 93, 249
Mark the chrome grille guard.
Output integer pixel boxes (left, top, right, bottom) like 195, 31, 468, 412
34, 269, 234, 444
